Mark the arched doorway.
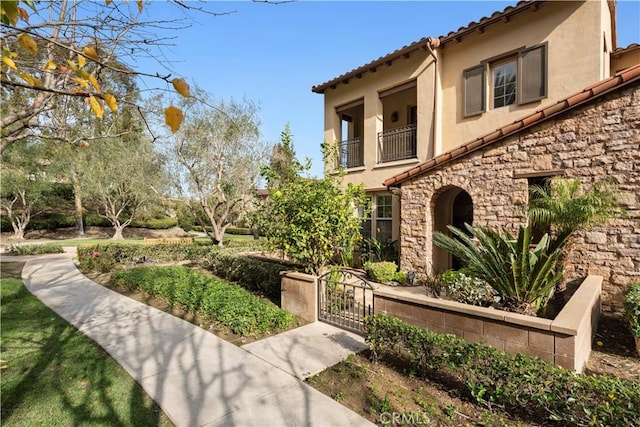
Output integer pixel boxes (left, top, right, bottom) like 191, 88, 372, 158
432, 187, 474, 273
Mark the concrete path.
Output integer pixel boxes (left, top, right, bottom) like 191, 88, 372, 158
13, 252, 374, 427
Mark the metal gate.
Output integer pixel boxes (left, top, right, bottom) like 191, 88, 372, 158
318, 269, 374, 334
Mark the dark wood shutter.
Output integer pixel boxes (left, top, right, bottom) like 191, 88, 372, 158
463, 64, 486, 117
518, 44, 547, 104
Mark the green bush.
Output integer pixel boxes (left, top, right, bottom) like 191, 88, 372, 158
77, 243, 217, 271
84, 214, 112, 227
28, 213, 76, 230
624, 282, 640, 338
111, 266, 293, 336
130, 217, 178, 229
225, 226, 252, 235
363, 313, 640, 427
393, 271, 407, 285
204, 252, 291, 299
364, 261, 397, 283
6, 244, 64, 255
439, 270, 498, 306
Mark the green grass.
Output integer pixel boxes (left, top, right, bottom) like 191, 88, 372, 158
37, 233, 254, 248
0, 262, 173, 427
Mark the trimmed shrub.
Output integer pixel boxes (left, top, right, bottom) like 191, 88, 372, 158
363, 313, 640, 427
364, 261, 397, 283
624, 282, 640, 339
6, 244, 64, 255
131, 217, 179, 229
204, 252, 291, 299
225, 226, 252, 235
28, 213, 76, 230
111, 266, 293, 336
83, 214, 112, 227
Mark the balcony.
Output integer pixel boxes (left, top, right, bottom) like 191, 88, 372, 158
338, 137, 364, 169
377, 124, 417, 163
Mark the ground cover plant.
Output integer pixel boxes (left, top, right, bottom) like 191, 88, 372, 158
363, 313, 640, 427
110, 266, 293, 336
0, 262, 172, 427
624, 282, 640, 356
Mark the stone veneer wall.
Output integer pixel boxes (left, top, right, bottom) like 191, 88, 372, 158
399, 83, 640, 314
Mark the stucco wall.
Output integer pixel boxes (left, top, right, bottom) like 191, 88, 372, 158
398, 83, 640, 314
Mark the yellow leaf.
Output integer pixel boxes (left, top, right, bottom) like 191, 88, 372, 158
88, 74, 101, 92
89, 95, 104, 119
172, 78, 190, 97
18, 72, 41, 86
17, 7, 28, 22
83, 46, 99, 61
1, 1, 19, 26
106, 0, 112, 6
2, 56, 17, 71
137, 0, 143, 14
72, 77, 89, 89
77, 54, 86, 68
76, 69, 90, 79
43, 60, 57, 70
104, 93, 117, 113
164, 105, 183, 133
18, 33, 37, 54
0, 364, 8, 370
66, 60, 77, 72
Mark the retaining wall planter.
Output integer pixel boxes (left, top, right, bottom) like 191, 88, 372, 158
373, 275, 602, 372
281, 271, 318, 323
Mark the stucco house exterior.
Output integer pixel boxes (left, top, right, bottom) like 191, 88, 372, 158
313, 0, 639, 312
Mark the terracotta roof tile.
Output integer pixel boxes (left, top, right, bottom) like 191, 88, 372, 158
612, 43, 640, 57
312, 1, 544, 94
383, 63, 640, 187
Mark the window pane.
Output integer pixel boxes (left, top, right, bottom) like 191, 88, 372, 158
376, 195, 392, 219
492, 60, 517, 108
376, 219, 392, 243
361, 219, 372, 240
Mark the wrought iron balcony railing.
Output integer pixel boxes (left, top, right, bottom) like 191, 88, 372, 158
337, 137, 364, 169
377, 124, 417, 163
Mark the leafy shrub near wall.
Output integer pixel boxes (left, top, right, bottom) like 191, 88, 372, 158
111, 266, 293, 336
6, 244, 64, 255
624, 282, 640, 339
363, 313, 640, 427
131, 217, 179, 229
364, 261, 397, 283
225, 226, 252, 235
204, 252, 291, 299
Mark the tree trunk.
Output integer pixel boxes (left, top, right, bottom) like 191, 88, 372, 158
112, 225, 125, 240
72, 177, 84, 236
12, 224, 26, 240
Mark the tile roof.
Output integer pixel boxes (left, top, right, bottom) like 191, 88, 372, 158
311, 1, 545, 94
383, 63, 640, 187
612, 42, 640, 57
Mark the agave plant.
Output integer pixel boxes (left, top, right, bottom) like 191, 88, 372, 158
433, 224, 564, 315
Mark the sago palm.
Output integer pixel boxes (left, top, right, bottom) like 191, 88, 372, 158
434, 224, 564, 315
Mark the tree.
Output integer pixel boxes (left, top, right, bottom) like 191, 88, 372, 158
256, 146, 366, 275
82, 136, 166, 240
0, 0, 211, 155
168, 95, 267, 245
267, 122, 301, 186
0, 140, 57, 239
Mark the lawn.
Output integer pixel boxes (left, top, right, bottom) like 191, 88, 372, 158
29, 233, 253, 248
0, 262, 173, 427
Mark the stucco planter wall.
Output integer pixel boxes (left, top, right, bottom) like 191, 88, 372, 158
280, 271, 318, 323
398, 84, 640, 315
373, 275, 602, 372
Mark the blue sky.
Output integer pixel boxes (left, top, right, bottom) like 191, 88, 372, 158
140, 1, 640, 177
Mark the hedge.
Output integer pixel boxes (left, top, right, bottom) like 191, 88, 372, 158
363, 313, 640, 427
110, 266, 293, 336
225, 226, 253, 235
6, 244, 64, 255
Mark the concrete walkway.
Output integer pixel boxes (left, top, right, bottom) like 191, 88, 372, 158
13, 251, 374, 427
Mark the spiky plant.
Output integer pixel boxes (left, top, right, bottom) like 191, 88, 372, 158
433, 224, 564, 315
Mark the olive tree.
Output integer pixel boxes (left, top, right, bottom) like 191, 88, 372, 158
168, 95, 267, 245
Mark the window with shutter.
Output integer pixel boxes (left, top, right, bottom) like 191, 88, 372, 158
463, 64, 486, 117
518, 43, 547, 104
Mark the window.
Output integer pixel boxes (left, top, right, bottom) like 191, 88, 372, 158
358, 197, 372, 241
463, 43, 547, 116
492, 59, 517, 108
375, 194, 393, 243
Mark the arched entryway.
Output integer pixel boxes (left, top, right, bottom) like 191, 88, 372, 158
432, 187, 474, 273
